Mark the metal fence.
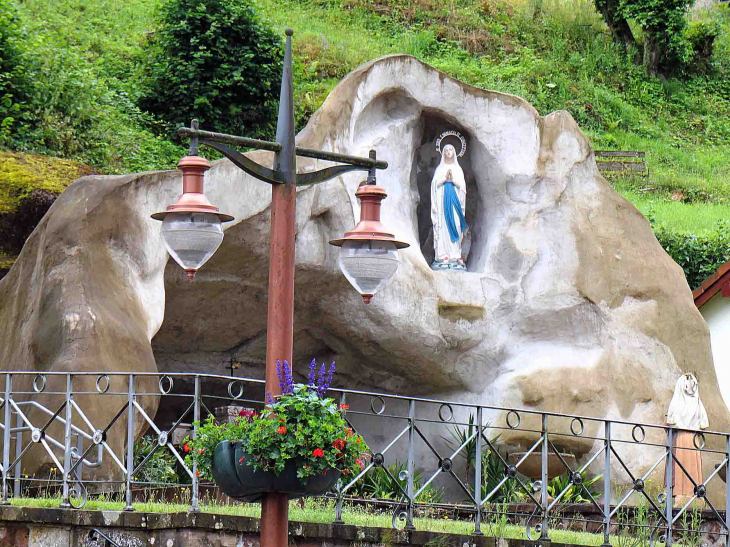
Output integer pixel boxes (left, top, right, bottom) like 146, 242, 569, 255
0, 371, 727, 546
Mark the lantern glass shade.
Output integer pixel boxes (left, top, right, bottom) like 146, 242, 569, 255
161, 212, 224, 272
338, 239, 400, 297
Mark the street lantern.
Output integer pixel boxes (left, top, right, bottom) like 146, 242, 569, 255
330, 182, 409, 303
152, 154, 234, 279
149, 28, 408, 546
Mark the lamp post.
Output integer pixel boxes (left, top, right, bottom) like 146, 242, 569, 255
151, 29, 408, 546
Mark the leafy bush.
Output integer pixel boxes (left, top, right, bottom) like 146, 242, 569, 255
138, 0, 283, 138
654, 221, 730, 289
0, 0, 33, 144
185, 360, 369, 483
546, 471, 602, 504
348, 461, 444, 504
132, 434, 181, 484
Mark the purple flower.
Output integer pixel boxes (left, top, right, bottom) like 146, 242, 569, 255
276, 360, 294, 395
308, 358, 317, 388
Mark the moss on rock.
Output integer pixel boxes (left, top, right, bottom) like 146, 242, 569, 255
0, 151, 97, 214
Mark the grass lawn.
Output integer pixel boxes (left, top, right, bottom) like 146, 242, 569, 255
5, 495, 672, 547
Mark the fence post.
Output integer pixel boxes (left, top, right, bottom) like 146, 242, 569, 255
333, 392, 347, 525
123, 374, 135, 512
60, 374, 73, 508
1, 374, 12, 505
602, 421, 612, 547
725, 434, 730, 547
189, 374, 201, 513
474, 405, 484, 536
404, 399, 416, 531
665, 426, 674, 546
13, 410, 22, 498
540, 413, 551, 545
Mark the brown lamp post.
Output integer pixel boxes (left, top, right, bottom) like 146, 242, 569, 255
151, 29, 408, 547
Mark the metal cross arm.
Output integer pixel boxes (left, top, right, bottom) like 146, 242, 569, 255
178, 124, 388, 187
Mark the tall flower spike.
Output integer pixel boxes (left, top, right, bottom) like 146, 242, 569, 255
323, 361, 336, 394
308, 358, 317, 387
282, 360, 294, 394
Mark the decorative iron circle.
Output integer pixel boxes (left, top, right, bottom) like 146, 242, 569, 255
694, 484, 707, 498
632, 425, 646, 443
373, 453, 385, 467
69, 482, 87, 509
398, 469, 409, 481
506, 410, 521, 430
158, 431, 169, 447
570, 418, 585, 437
657, 492, 667, 504
92, 429, 105, 445
438, 404, 454, 423
435, 130, 467, 157
370, 396, 386, 415
95, 375, 110, 394
693, 432, 706, 450
633, 478, 645, 492
571, 472, 583, 486
31, 428, 44, 443
506, 465, 518, 478
227, 381, 243, 400
392, 510, 408, 530
532, 480, 542, 493
159, 376, 174, 395
33, 374, 46, 393
440, 458, 453, 472
526, 519, 543, 542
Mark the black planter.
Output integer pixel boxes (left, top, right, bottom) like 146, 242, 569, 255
211, 440, 341, 502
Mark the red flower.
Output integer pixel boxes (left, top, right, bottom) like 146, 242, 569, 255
345, 428, 354, 438
340, 403, 350, 410
277, 426, 287, 434
239, 457, 245, 463
239, 409, 256, 418
183, 442, 190, 453
356, 438, 361, 443
332, 439, 345, 450
356, 458, 364, 471
195, 470, 200, 476
313, 448, 325, 458
198, 448, 204, 455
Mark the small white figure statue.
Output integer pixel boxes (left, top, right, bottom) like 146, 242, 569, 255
665, 373, 709, 503
430, 132, 467, 271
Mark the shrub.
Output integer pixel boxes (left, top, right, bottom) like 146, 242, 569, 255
654, 221, 730, 290
0, 0, 33, 145
138, 0, 283, 139
132, 434, 181, 485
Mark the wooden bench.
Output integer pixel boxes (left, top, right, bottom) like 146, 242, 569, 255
595, 150, 648, 175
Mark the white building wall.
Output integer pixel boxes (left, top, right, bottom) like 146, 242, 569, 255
701, 292, 730, 409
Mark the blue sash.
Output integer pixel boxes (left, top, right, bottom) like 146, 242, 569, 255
443, 182, 467, 243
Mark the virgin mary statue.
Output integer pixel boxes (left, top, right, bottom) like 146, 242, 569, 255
431, 142, 467, 270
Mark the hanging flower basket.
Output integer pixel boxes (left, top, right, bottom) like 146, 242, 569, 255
184, 359, 368, 503
212, 441, 341, 501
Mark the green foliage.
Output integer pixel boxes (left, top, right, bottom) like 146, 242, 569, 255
132, 434, 181, 484
185, 384, 369, 482
0, 0, 33, 144
653, 220, 730, 289
138, 0, 283, 138
348, 461, 444, 504
619, 0, 694, 74
546, 472, 602, 504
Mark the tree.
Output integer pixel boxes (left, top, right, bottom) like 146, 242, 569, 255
593, 0, 694, 77
138, 0, 283, 139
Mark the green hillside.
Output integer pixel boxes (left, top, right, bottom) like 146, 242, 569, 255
2, 0, 729, 286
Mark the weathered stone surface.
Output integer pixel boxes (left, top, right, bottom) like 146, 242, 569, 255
0, 55, 725, 497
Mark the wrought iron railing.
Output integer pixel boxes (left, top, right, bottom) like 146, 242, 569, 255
0, 371, 726, 546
